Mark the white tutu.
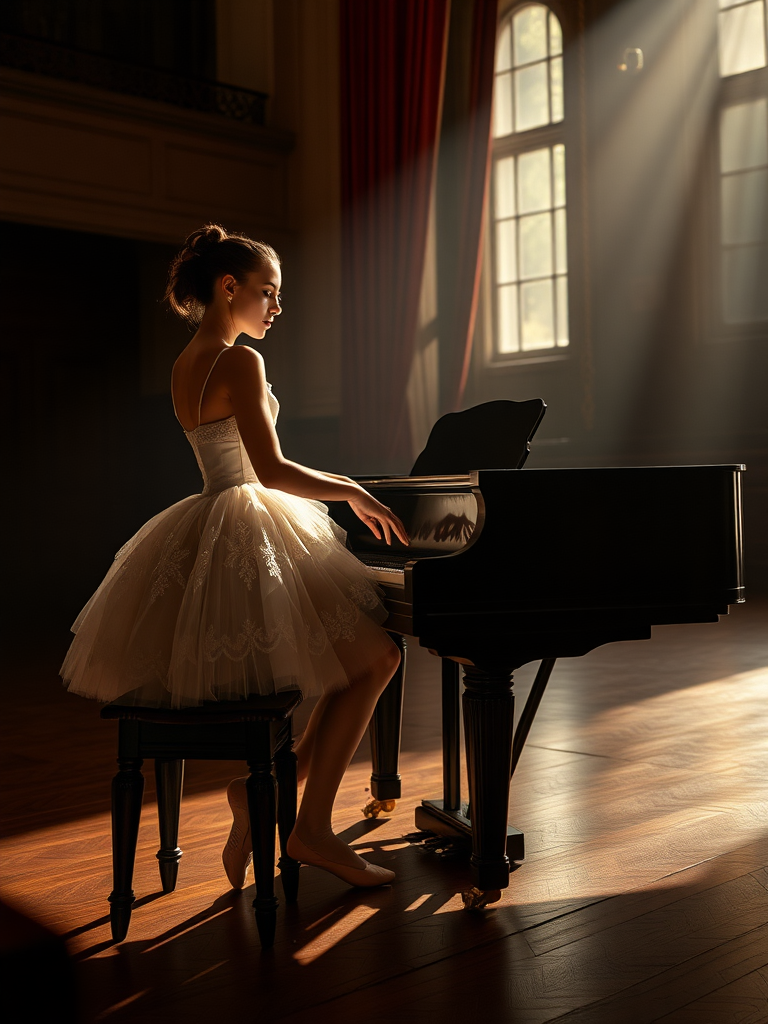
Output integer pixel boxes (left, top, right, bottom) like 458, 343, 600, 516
61, 396, 390, 708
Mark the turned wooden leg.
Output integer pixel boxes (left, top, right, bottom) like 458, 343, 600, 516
275, 738, 299, 904
155, 759, 184, 893
108, 757, 145, 942
368, 632, 406, 802
441, 659, 461, 812
247, 749, 278, 949
462, 667, 515, 893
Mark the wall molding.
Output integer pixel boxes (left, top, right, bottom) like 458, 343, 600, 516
0, 66, 294, 245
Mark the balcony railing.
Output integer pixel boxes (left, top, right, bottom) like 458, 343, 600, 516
0, 32, 267, 126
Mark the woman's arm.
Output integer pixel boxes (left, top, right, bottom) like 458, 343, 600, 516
223, 345, 408, 545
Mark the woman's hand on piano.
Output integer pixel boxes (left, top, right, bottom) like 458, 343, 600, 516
348, 494, 409, 546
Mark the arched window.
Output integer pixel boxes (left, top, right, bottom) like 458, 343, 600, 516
489, 3, 568, 359
716, 1, 768, 326
718, 0, 767, 77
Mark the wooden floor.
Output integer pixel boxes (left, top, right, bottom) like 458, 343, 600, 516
2, 603, 768, 1024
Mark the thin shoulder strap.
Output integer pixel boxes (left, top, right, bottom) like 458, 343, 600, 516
196, 347, 229, 428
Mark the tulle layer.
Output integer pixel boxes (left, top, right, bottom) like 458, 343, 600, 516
61, 484, 391, 707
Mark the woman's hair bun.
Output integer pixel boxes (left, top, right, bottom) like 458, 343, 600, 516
185, 223, 228, 256
164, 223, 280, 328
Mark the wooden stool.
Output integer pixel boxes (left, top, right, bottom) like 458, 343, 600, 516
100, 690, 303, 949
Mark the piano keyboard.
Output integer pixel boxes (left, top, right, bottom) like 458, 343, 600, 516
362, 555, 408, 588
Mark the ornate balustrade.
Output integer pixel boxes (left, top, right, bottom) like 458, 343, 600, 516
0, 32, 267, 125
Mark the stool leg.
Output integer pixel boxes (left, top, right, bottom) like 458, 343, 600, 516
108, 757, 145, 942
246, 756, 278, 949
275, 740, 299, 904
155, 759, 184, 893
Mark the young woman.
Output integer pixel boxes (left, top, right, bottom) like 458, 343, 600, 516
61, 223, 408, 888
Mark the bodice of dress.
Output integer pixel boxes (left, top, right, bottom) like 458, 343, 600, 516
185, 387, 279, 496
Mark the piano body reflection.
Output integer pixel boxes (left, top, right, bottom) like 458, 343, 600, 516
328, 403, 745, 905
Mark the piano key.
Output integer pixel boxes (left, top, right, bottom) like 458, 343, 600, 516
367, 565, 406, 588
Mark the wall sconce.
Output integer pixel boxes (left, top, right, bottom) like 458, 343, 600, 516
617, 47, 644, 73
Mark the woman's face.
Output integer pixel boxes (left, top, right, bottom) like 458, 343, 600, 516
229, 262, 282, 340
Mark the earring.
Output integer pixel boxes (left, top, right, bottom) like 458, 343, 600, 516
227, 295, 232, 304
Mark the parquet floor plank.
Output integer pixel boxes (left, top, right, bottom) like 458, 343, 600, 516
2, 602, 767, 1023
544, 923, 768, 1023
267, 866, 768, 1024
656, 967, 768, 1023
526, 835, 768, 955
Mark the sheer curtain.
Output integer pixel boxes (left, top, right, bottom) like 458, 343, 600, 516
339, 0, 497, 471
437, 0, 498, 416
340, 0, 450, 473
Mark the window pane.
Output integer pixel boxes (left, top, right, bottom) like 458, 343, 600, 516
495, 155, 516, 218
495, 220, 518, 283
491, 142, 568, 359
498, 284, 520, 352
496, 20, 512, 73
518, 148, 551, 213
493, 70, 513, 138
520, 279, 555, 349
515, 63, 549, 131
550, 56, 564, 122
719, 3, 767, 77
722, 245, 768, 322
720, 99, 768, 172
549, 12, 563, 56
514, 5, 547, 66
721, 168, 768, 243
555, 207, 568, 273
553, 144, 566, 206
556, 275, 569, 345
520, 213, 552, 279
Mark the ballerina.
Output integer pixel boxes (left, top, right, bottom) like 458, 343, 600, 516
61, 223, 409, 888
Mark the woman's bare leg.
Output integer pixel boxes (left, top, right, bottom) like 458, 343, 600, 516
293, 695, 329, 783
223, 641, 400, 888
222, 776, 252, 888
289, 645, 399, 872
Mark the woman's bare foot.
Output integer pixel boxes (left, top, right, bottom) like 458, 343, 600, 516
222, 778, 252, 889
287, 828, 395, 887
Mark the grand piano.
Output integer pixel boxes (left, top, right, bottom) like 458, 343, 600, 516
329, 401, 745, 907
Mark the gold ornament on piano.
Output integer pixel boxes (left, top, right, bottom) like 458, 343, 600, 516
461, 887, 502, 910
362, 798, 397, 819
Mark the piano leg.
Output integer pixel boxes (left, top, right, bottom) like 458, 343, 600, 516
442, 659, 461, 813
363, 632, 406, 818
416, 658, 524, 865
461, 665, 516, 898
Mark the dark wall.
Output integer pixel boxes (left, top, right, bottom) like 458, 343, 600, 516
0, 221, 200, 635
0, 0, 217, 77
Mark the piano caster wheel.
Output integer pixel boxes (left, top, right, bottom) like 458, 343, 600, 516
362, 798, 397, 819
461, 887, 502, 910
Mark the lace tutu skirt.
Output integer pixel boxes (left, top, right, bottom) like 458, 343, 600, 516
60, 484, 391, 707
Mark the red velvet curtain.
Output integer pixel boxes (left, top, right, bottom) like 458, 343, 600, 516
437, 0, 498, 415
340, 0, 449, 473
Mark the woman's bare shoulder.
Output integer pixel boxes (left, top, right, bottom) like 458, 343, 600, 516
171, 346, 190, 373
221, 344, 265, 376
225, 343, 263, 362
172, 340, 207, 376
